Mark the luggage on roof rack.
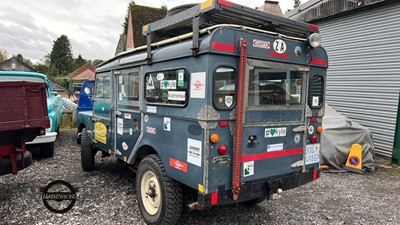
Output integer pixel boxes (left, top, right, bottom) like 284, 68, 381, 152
142, 0, 318, 62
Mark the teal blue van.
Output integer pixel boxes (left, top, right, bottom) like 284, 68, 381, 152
0, 71, 62, 157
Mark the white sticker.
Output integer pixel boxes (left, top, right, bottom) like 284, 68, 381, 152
308, 126, 315, 135
163, 117, 171, 131
147, 106, 157, 113
160, 80, 177, 90
146, 75, 155, 90
267, 143, 284, 152
187, 139, 202, 167
146, 127, 156, 135
312, 96, 319, 107
168, 91, 186, 101
305, 144, 320, 165
243, 161, 254, 177
156, 73, 164, 81
190, 72, 206, 99
253, 39, 270, 49
265, 127, 287, 138
129, 128, 133, 135
273, 39, 287, 54
117, 118, 123, 135
144, 115, 149, 123
122, 142, 128, 151
225, 96, 233, 107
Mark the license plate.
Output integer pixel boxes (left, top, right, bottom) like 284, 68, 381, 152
305, 144, 320, 165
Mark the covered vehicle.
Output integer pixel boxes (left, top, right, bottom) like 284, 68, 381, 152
0, 71, 62, 158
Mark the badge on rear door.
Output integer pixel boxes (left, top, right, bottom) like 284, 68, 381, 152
212, 156, 231, 166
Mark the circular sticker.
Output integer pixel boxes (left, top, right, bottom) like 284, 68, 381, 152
273, 39, 287, 54
294, 134, 301, 144
156, 73, 164, 81
308, 126, 315, 135
144, 115, 149, 123
348, 156, 360, 166
294, 46, 302, 56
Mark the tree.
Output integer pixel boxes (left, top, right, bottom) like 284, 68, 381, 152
294, 0, 301, 8
16, 53, 24, 61
91, 59, 104, 67
0, 49, 8, 62
49, 35, 74, 77
74, 54, 87, 70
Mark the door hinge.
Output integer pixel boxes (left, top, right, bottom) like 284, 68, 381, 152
293, 125, 306, 132
115, 110, 122, 116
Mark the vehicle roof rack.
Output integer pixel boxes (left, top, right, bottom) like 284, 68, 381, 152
142, 0, 318, 63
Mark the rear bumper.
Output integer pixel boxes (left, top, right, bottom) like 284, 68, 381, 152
25, 132, 57, 144
198, 169, 320, 207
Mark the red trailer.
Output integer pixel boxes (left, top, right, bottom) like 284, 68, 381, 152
0, 81, 50, 175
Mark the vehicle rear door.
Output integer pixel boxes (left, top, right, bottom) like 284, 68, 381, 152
241, 59, 309, 181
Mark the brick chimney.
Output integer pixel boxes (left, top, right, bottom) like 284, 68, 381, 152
257, 0, 283, 16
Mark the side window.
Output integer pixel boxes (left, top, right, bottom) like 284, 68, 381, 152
213, 67, 236, 110
118, 73, 139, 102
145, 69, 188, 106
95, 75, 111, 100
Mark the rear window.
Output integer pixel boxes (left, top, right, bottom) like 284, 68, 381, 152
213, 67, 237, 110
145, 69, 188, 106
248, 67, 303, 107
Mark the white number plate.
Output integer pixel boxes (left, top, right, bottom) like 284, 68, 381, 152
305, 144, 320, 165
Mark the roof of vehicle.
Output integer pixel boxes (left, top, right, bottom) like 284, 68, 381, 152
0, 71, 48, 79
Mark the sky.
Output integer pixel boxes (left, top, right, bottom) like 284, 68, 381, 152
0, 0, 305, 64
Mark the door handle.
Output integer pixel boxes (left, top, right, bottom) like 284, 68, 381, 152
115, 110, 122, 116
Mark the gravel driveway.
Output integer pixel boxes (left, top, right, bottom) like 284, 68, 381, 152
1, 129, 399, 224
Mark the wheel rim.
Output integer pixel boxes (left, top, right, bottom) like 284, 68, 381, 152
141, 170, 161, 215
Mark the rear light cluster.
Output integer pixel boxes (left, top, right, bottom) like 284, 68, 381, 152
309, 117, 323, 144
209, 121, 229, 155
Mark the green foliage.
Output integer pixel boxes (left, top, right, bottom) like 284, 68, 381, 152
49, 35, 74, 77
294, 0, 301, 8
33, 63, 49, 74
0, 49, 8, 62
91, 59, 104, 67
16, 54, 24, 61
74, 54, 87, 71
54, 77, 69, 89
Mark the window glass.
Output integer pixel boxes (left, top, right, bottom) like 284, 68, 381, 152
248, 67, 303, 107
145, 69, 188, 106
118, 73, 139, 102
95, 75, 111, 100
213, 67, 236, 110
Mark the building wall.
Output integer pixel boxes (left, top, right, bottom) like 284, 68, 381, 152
317, 2, 400, 157
0, 58, 35, 72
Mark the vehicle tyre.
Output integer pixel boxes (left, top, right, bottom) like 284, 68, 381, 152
136, 154, 183, 225
40, 142, 55, 158
0, 151, 33, 176
81, 128, 95, 171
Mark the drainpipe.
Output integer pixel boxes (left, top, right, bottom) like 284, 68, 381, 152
392, 92, 400, 164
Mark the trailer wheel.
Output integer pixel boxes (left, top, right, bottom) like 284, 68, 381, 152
136, 154, 183, 225
81, 128, 96, 171
40, 142, 54, 158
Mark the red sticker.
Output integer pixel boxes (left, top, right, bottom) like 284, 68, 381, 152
124, 113, 131, 119
169, 158, 188, 173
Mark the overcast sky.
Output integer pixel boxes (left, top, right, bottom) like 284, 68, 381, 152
0, 0, 305, 64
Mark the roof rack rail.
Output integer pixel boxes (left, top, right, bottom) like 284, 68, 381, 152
142, 0, 318, 63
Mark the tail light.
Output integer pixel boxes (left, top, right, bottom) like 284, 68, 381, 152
310, 135, 318, 143
210, 134, 219, 143
218, 144, 227, 155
